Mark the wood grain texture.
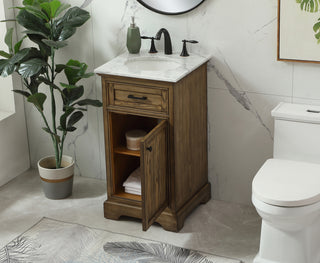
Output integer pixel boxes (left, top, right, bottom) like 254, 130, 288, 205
141, 120, 168, 231
113, 192, 142, 201
114, 146, 140, 157
103, 182, 211, 232
110, 84, 168, 113
101, 63, 210, 232
99, 74, 173, 89
173, 64, 208, 210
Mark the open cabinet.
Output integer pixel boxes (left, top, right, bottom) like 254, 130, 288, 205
108, 113, 168, 230
99, 63, 211, 232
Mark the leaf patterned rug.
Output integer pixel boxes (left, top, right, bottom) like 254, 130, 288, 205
0, 218, 241, 263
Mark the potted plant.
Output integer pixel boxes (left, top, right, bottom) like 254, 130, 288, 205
0, 0, 102, 199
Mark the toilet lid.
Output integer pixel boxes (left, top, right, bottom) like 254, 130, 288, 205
252, 159, 320, 207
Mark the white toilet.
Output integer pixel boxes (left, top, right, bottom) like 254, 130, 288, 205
252, 102, 320, 263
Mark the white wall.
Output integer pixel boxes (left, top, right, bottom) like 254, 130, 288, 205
0, 0, 30, 186
21, 0, 320, 205
0, 0, 15, 114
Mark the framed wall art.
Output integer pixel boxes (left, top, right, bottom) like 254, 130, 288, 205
278, 0, 320, 63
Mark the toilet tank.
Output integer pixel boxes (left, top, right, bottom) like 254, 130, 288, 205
272, 102, 320, 164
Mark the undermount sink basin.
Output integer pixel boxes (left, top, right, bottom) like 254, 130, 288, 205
124, 58, 180, 72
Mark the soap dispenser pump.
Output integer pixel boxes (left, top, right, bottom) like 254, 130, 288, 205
126, 16, 141, 54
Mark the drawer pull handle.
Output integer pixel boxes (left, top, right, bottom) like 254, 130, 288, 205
128, 94, 147, 100
146, 146, 152, 152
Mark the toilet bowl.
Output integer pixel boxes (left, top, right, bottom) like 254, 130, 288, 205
252, 102, 320, 263
252, 159, 320, 263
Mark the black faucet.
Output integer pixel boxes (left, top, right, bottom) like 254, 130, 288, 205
155, 28, 172, 55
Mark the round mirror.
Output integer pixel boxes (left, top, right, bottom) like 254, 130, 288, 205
137, 0, 205, 15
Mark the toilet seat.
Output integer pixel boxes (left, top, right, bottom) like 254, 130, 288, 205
252, 159, 320, 207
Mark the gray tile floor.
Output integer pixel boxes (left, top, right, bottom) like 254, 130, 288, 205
0, 169, 261, 263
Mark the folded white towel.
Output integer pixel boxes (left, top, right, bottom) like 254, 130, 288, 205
123, 167, 141, 189
123, 167, 141, 195
124, 187, 141, 195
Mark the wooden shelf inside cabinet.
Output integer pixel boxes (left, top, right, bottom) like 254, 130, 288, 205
114, 191, 142, 201
114, 146, 141, 157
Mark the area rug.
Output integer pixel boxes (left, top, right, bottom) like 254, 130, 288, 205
0, 218, 241, 263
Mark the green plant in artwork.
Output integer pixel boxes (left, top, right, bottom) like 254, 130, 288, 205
296, 0, 320, 42
0, 0, 102, 168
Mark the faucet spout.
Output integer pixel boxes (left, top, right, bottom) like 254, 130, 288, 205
155, 28, 172, 55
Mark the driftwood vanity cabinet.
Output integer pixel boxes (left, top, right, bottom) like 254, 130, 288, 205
98, 61, 211, 232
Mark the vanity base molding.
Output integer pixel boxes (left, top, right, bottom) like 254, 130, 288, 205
104, 182, 211, 232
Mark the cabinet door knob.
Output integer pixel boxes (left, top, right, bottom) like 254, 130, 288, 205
146, 146, 152, 152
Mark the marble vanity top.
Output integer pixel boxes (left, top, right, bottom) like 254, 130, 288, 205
94, 50, 211, 83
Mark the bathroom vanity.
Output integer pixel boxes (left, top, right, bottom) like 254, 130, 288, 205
95, 51, 211, 231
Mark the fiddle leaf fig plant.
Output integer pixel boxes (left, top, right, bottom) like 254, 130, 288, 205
0, 0, 102, 169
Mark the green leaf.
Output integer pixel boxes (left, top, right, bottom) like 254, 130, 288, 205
0, 59, 6, 74
73, 99, 103, 107
23, 30, 48, 38
18, 58, 47, 78
64, 59, 92, 85
13, 89, 31, 98
63, 85, 84, 105
58, 26, 76, 41
60, 107, 74, 130
27, 34, 51, 57
23, 0, 34, 5
0, 59, 5, 69
10, 48, 38, 64
314, 20, 320, 32
42, 127, 61, 143
49, 0, 61, 18
0, 51, 11, 59
4, 28, 14, 54
25, 75, 41, 94
42, 39, 68, 49
298, 0, 320, 12
39, 2, 51, 18
14, 36, 27, 53
27, 92, 46, 111
60, 82, 78, 89
23, 5, 49, 21
22, 0, 48, 6
40, 0, 61, 18
1, 61, 15, 77
314, 19, 320, 41
10, 48, 31, 63
57, 7, 90, 28
55, 64, 66, 73
66, 126, 76, 132
67, 111, 83, 130
16, 9, 50, 37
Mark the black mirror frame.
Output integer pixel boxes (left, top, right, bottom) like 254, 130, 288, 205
137, 0, 205, 15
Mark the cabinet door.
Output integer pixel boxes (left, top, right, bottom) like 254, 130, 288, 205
140, 120, 168, 231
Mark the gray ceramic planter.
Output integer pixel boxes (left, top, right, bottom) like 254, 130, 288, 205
38, 156, 74, 200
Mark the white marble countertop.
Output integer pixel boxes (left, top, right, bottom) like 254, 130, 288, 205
94, 50, 211, 83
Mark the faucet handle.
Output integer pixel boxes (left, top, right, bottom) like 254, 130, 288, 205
141, 36, 158, 53
180, 39, 199, 57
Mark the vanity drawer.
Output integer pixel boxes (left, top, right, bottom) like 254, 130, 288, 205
108, 83, 168, 113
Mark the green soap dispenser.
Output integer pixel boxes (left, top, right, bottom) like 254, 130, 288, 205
127, 16, 141, 54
